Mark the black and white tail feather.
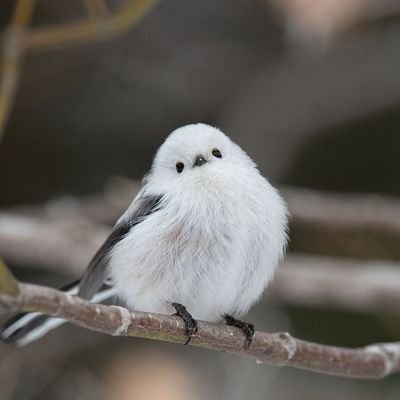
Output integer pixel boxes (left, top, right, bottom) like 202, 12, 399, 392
1, 281, 115, 346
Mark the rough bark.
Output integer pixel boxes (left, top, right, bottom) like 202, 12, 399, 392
1, 261, 400, 380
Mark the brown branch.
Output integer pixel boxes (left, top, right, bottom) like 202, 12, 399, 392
24, 0, 159, 52
0, 259, 18, 300
0, 1, 158, 139
0, 262, 399, 380
0, 0, 35, 140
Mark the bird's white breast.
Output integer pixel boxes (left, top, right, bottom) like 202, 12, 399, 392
109, 169, 287, 322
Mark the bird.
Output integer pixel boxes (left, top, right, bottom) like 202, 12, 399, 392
1, 123, 288, 348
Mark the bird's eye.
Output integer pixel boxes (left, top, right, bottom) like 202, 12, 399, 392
212, 148, 222, 158
176, 161, 184, 173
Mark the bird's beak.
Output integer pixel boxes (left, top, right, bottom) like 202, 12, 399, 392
193, 155, 208, 167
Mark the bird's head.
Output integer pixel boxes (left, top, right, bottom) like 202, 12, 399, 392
146, 123, 257, 194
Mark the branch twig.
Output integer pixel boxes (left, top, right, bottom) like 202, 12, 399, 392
25, 0, 159, 52
0, 0, 35, 140
0, 1, 158, 139
1, 262, 400, 380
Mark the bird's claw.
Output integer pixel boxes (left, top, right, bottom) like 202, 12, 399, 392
224, 314, 255, 349
171, 302, 198, 345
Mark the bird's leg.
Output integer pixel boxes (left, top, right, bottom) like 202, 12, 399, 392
223, 315, 255, 349
171, 303, 198, 345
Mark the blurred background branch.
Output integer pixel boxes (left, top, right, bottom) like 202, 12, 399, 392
0, 0, 34, 140
270, 256, 400, 315
24, 0, 158, 51
0, 0, 158, 141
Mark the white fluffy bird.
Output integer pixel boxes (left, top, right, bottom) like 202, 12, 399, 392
1, 123, 288, 347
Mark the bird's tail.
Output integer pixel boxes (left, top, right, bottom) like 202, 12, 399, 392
0, 280, 115, 347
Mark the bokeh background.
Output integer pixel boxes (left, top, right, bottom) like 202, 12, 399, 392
1, 0, 400, 399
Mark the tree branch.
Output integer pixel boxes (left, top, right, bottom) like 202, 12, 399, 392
0, 259, 19, 299
1, 262, 400, 380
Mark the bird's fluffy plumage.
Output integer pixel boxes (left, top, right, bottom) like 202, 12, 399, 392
110, 123, 288, 320
1, 123, 288, 345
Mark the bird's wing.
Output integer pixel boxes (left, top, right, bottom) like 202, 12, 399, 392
78, 193, 164, 299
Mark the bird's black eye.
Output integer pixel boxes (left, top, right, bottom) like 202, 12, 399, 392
212, 148, 222, 158
176, 162, 184, 173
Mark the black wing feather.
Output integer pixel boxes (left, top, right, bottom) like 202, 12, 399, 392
78, 194, 164, 299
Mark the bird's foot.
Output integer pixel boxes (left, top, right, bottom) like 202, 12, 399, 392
171, 303, 198, 345
224, 315, 255, 349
